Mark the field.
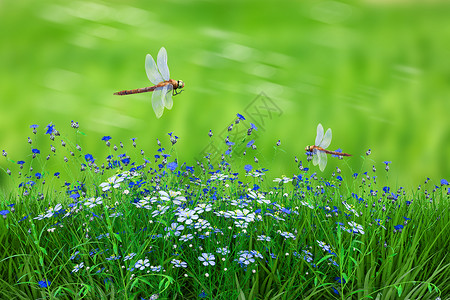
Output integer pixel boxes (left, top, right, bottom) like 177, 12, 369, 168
0, 119, 448, 299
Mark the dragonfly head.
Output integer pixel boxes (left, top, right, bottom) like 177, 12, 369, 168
177, 80, 185, 89
305, 145, 312, 152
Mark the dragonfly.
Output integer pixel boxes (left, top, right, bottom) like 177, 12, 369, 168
305, 123, 351, 171
114, 47, 184, 118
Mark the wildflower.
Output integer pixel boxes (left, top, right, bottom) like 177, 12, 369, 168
167, 162, 178, 171
38, 279, 51, 288
31, 148, 40, 154
440, 179, 449, 186
239, 253, 255, 265
179, 234, 194, 242
208, 130, 213, 138
102, 136, 112, 142
170, 259, 187, 268
84, 197, 103, 208
99, 175, 125, 191
72, 262, 84, 273
348, 221, 365, 234
176, 208, 199, 225
45, 123, 55, 135
0, 210, 10, 219
244, 164, 253, 172
237, 113, 245, 120
246, 140, 254, 148
198, 253, 215, 266
135, 259, 150, 270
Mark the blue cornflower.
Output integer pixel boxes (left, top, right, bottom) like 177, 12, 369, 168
352, 173, 358, 178
102, 136, 112, 142
383, 186, 390, 193
85, 154, 94, 162
17, 160, 25, 165
38, 279, 51, 288
394, 224, 404, 231
31, 148, 40, 154
167, 162, 178, 171
250, 123, 258, 130
244, 164, 252, 172
246, 140, 254, 148
30, 124, 39, 129
54, 172, 60, 178
336, 175, 343, 181
237, 113, 246, 120
35, 173, 42, 179
0, 210, 10, 219
384, 161, 391, 165
45, 123, 55, 135
440, 179, 449, 186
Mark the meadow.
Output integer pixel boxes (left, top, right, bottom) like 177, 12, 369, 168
0, 116, 449, 299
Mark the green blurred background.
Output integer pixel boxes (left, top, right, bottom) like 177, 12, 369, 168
1, 0, 450, 189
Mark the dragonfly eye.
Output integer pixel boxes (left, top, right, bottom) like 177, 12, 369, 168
178, 80, 185, 89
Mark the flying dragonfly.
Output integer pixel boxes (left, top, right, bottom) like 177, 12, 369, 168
114, 47, 184, 118
305, 123, 351, 171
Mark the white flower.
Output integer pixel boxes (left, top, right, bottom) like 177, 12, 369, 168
84, 197, 103, 208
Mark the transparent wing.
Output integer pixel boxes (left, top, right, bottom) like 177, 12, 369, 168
145, 53, 164, 85
318, 150, 327, 171
319, 128, 332, 149
312, 149, 319, 166
157, 47, 170, 81
315, 123, 324, 147
164, 84, 173, 109
151, 86, 165, 118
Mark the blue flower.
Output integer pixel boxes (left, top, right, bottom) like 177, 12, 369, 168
17, 161, 25, 165
45, 123, 55, 135
246, 140, 254, 148
394, 224, 404, 230
244, 164, 253, 172
336, 175, 343, 181
38, 279, 51, 288
85, 154, 94, 162
167, 162, 178, 171
102, 136, 112, 142
384, 161, 391, 165
30, 124, 39, 129
383, 186, 390, 193
237, 113, 246, 120
440, 179, 449, 186
31, 149, 40, 154
331, 149, 342, 158
35, 173, 42, 179
250, 123, 258, 130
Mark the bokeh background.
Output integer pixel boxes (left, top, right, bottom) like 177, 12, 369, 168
1, 0, 450, 189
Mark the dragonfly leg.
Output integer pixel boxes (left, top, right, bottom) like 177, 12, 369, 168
173, 89, 184, 96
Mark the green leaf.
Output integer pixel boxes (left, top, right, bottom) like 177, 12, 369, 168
395, 284, 402, 296
77, 130, 87, 136
40, 246, 47, 255
114, 233, 122, 243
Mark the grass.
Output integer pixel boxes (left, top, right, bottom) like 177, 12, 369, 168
0, 115, 449, 300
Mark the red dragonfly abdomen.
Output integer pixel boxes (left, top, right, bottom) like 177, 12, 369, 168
316, 147, 351, 157
114, 85, 157, 95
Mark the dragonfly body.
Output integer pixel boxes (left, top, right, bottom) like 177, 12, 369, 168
306, 123, 351, 171
114, 47, 184, 118
114, 79, 183, 96
306, 145, 351, 157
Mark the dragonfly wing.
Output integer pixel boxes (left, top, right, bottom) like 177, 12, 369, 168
157, 47, 170, 81
151, 86, 165, 118
318, 150, 328, 171
320, 128, 332, 149
146, 53, 164, 85
164, 84, 173, 109
315, 123, 324, 147
312, 149, 319, 166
